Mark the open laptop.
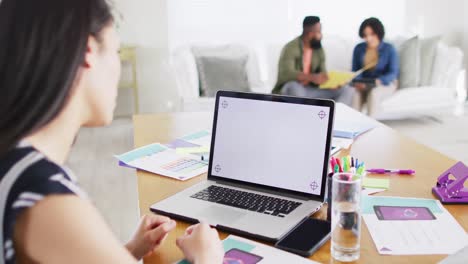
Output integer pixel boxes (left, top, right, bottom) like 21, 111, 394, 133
150, 91, 335, 242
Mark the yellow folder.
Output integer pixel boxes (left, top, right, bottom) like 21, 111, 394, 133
319, 71, 356, 89
319, 61, 377, 89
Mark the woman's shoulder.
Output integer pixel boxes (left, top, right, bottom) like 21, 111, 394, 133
1, 145, 87, 263
381, 41, 397, 52
2, 145, 87, 212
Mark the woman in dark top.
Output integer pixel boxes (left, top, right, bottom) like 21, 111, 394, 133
0, 0, 223, 263
351, 17, 400, 117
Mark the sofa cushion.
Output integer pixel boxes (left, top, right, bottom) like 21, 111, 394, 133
419, 36, 440, 86
193, 50, 250, 97
381, 86, 455, 113
431, 43, 464, 87
171, 47, 200, 99
398, 36, 420, 89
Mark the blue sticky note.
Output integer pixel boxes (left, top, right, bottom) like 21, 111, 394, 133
116, 143, 167, 163
362, 196, 443, 214
182, 130, 210, 141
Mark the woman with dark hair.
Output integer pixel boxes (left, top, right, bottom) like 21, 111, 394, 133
351, 17, 399, 117
0, 0, 223, 263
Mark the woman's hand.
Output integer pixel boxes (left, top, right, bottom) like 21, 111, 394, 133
353, 82, 367, 91
126, 214, 176, 260
176, 223, 224, 264
375, 79, 382, 86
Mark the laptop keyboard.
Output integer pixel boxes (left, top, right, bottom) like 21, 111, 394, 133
190, 185, 302, 218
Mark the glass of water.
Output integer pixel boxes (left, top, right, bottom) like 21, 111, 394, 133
331, 173, 362, 262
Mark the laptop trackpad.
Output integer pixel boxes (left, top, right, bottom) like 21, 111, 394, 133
198, 205, 246, 225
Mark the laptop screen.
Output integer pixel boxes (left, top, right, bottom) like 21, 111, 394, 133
209, 93, 334, 197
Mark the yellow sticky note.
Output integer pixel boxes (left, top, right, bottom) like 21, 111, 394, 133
176, 146, 210, 154
363, 178, 390, 190
319, 71, 356, 89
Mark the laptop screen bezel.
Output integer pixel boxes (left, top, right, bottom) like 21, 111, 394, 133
207, 91, 335, 201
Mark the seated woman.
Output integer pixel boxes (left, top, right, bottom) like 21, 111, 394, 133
0, 0, 223, 263
351, 17, 399, 117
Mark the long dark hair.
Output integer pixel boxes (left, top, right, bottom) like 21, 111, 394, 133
0, 0, 114, 156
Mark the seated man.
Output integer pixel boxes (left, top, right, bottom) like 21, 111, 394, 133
272, 16, 354, 106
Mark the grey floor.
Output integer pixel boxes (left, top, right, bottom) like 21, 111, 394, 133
66, 104, 468, 243
381, 106, 468, 164
66, 118, 138, 242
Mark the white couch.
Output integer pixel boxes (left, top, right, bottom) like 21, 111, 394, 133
170, 36, 466, 119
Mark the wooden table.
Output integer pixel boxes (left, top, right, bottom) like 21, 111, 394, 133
133, 111, 468, 264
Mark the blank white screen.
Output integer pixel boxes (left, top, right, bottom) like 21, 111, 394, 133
211, 96, 331, 195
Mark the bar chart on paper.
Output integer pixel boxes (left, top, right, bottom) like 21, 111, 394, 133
161, 158, 206, 174
115, 143, 208, 181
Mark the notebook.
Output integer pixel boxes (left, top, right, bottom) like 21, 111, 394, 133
333, 122, 375, 139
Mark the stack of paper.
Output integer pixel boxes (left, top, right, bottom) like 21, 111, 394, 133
332, 137, 354, 149
177, 235, 319, 264
115, 130, 212, 181
440, 245, 468, 264
333, 122, 375, 139
362, 196, 468, 255
333, 103, 378, 139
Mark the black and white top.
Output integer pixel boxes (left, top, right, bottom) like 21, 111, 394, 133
0, 142, 86, 264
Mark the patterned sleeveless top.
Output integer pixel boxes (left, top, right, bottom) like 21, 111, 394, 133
0, 142, 86, 263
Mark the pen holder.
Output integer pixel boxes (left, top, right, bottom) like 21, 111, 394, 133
330, 173, 362, 262
327, 171, 366, 222
328, 156, 366, 221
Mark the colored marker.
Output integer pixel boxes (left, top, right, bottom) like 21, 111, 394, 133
357, 165, 365, 176
336, 158, 343, 172
366, 169, 415, 175
330, 157, 336, 170
343, 157, 349, 172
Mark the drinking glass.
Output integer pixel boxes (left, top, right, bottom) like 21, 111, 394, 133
331, 172, 362, 262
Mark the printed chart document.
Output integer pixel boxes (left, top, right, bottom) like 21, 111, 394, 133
363, 196, 468, 255
179, 130, 211, 146
177, 235, 319, 264
116, 143, 207, 181
440, 245, 468, 264
116, 130, 212, 181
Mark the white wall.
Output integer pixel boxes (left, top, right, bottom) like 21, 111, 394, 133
168, 0, 406, 49
406, 0, 465, 46
168, 0, 290, 48
114, 0, 177, 114
113, 0, 467, 114
287, 0, 406, 40
406, 0, 467, 92
462, 0, 468, 94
